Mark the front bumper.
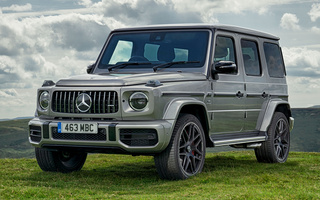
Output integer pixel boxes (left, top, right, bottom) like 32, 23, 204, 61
28, 117, 173, 154
289, 117, 294, 132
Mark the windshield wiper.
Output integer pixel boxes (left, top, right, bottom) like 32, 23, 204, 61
108, 62, 151, 71
153, 61, 200, 72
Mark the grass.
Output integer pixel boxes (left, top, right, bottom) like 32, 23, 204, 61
0, 151, 319, 199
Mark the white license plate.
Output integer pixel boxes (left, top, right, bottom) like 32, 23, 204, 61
57, 122, 98, 134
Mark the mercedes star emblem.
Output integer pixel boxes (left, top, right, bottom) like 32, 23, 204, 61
76, 93, 92, 112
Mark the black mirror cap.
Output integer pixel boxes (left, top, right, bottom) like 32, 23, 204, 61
213, 61, 237, 74
87, 63, 95, 74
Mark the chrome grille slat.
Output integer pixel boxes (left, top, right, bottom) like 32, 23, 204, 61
89, 91, 92, 114
93, 91, 96, 113
64, 91, 67, 113
107, 92, 111, 113
55, 92, 58, 112
59, 92, 62, 112
98, 92, 101, 113
52, 91, 118, 114
68, 92, 71, 113
72, 91, 76, 113
103, 92, 106, 113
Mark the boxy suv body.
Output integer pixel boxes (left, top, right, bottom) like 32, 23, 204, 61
29, 24, 294, 179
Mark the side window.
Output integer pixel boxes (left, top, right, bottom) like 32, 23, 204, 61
241, 40, 261, 76
264, 42, 285, 78
109, 40, 133, 64
214, 36, 236, 64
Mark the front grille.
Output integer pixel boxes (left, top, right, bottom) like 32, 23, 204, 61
52, 91, 118, 114
30, 125, 41, 142
120, 129, 158, 146
52, 127, 106, 141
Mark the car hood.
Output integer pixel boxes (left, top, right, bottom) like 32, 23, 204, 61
55, 72, 207, 87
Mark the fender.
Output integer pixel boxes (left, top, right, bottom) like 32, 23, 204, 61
163, 98, 210, 125
256, 99, 293, 132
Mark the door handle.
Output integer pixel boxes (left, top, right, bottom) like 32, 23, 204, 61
236, 91, 244, 98
262, 92, 269, 98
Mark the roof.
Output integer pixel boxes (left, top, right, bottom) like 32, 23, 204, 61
111, 23, 280, 40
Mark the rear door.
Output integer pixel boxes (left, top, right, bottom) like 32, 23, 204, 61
239, 36, 268, 131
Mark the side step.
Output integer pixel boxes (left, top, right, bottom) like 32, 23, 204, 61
210, 132, 267, 147
231, 143, 262, 149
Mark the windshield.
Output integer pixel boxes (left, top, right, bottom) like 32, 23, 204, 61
95, 30, 210, 73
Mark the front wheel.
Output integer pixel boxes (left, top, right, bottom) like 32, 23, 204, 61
154, 114, 206, 180
35, 148, 87, 173
255, 112, 290, 163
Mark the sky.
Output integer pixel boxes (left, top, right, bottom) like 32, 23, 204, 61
0, 0, 320, 119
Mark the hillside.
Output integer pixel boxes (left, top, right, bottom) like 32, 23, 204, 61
0, 108, 319, 158
290, 108, 320, 152
0, 119, 34, 158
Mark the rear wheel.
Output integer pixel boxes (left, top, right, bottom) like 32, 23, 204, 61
154, 114, 206, 180
35, 148, 87, 173
255, 112, 290, 163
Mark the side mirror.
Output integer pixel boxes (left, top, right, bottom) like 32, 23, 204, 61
87, 63, 95, 74
213, 61, 237, 74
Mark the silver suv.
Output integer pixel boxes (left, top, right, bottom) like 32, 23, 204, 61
29, 24, 294, 180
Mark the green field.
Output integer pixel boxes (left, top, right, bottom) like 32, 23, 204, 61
0, 110, 319, 199
0, 151, 319, 199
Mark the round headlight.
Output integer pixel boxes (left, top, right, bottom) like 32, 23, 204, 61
129, 92, 148, 111
39, 91, 50, 110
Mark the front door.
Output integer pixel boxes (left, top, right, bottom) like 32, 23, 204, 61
209, 33, 245, 134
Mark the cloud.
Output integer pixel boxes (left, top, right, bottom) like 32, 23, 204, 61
311, 26, 320, 34
280, 13, 301, 30
0, 89, 23, 109
78, 0, 93, 7
46, 14, 109, 51
77, 0, 311, 26
0, 3, 32, 12
0, 12, 110, 91
90, 0, 202, 25
284, 46, 320, 105
0, 56, 34, 89
1, 0, 320, 117
0, 88, 36, 118
0, 89, 18, 98
171, 0, 303, 16
308, 3, 320, 22
282, 47, 320, 77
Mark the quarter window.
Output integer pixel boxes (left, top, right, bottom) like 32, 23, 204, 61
264, 43, 285, 78
241, 40, 261, 76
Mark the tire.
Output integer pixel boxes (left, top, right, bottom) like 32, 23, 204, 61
255, 112, 290, 163
154, 114, 206, 180
35, 148, 87, 173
